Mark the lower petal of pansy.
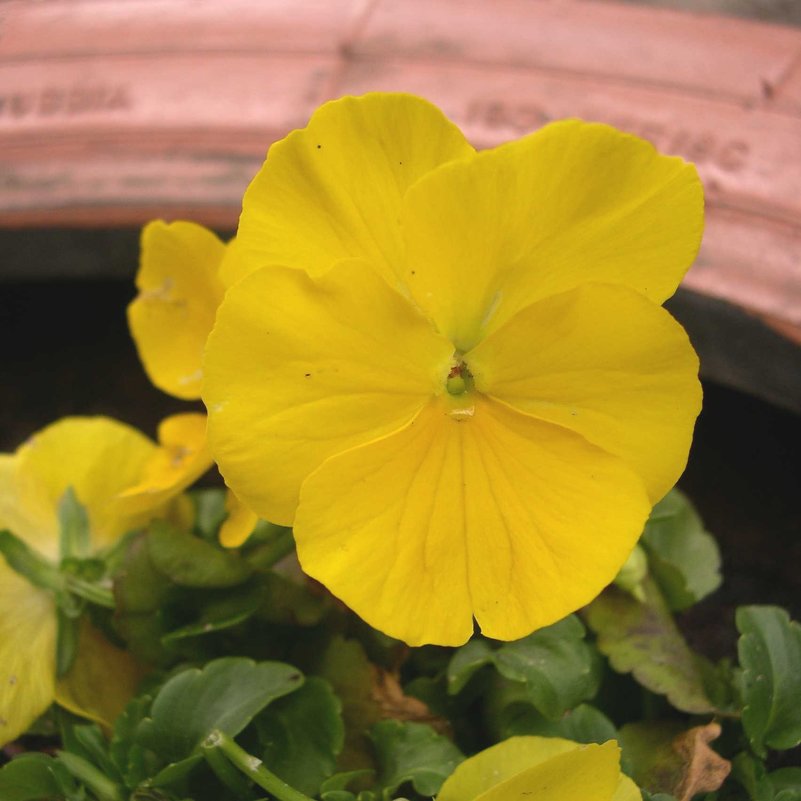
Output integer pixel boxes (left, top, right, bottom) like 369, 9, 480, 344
56, 620, 144, 729
219, 490, 259, 548
203, 258, 453, 527
293, 397, 650, 646
129, 221, 227, 400
0, 560, 56, 746
467, 283, 702, 503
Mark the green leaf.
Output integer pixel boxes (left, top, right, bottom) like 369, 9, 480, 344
584, 578, 718, 714
110, 694, 159, 789
189, 488, 228, 541
257, 677, 345, 795
737, 605, 801, 755
498, 700, 618, 745
369, 720, 464, 799
641, 489, 721, 611
493, 615, 601, 720
147, 521, 252, 588
136, 657, 304, 764
770, 768, 801, 801
58, 486, 91, 559
732, 751, 773, 801
0, 754, 75, 801
321, 770, 375, 793
0, 529, 62, 591
160, 583, 265, 644
447, 639, 494, 695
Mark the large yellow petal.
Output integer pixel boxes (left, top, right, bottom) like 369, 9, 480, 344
13, 417, 158, 552
56, 620, 144, 729
438, 737, 621, 801
402, 120, 703, 351
129, 220, 227, 400
115, 413, 213, 516
225, 93, 475, 289
468, 283, 702, 503
294, 397, 650, 646
0, 560, 56, 746
204, 259, 453, 527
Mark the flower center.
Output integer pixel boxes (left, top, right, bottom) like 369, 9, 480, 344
446, 360, 473, 396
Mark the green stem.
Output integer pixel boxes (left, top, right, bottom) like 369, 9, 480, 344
247, 526, 296, 571
57, 751, 124, 801
203, 739, 254, 797
202, 729, 314, 801
64, 575, 115, 608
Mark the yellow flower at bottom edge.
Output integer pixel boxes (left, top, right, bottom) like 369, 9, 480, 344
203, 92, 703, 647
437, 736, 639, 801
0, 413, 212, 745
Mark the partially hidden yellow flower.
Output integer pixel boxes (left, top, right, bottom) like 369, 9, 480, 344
127, 225, 260, 547
201, 92, 703, 646
0, 413, 210, 745
437, 736, 639, 801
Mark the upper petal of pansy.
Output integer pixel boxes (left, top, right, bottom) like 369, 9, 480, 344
437, 737, 623, 801
115, 413, 213, 516
0, 559, 56, 746
293, 396, 650, 646
129, 221, 227, 400
14, 418, 158, 553
402, 120, 702, 351
468, 283, 702, 503
226, 93, 475, 289
203, 258, 454, 527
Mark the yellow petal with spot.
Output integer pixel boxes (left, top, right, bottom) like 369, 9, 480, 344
115, 413, 213, 515
129, 220, 227, 399
204, 259, 453, 526
0, 559, 56, 746
226, 93, 474, 289
13, 418, 158, 553
56, 620, 144, 729
294, 397, 649, 646
403, 120, 702, 351
438, 737, 622, 801
219, 490, 259, 548
468, 283, 701, 502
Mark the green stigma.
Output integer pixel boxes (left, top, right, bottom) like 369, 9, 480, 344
446, 361, 473, 396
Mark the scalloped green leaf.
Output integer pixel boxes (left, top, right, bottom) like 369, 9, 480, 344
0, 754, 75, 801
737, 606, 801, 756
493, 615, 601, 720
585, 579, 718, 714
369, 720, 464, 799
641, 489, 721, 611
135, 657, 304, 763
257, 677, 345, 795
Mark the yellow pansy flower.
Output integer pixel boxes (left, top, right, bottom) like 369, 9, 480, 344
0, 413, 210, 745
437, 736, 639, 801
203, 93, 703, 646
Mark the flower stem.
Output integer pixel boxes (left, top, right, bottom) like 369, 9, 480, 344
57, 751, 124, 801
64, 574, 115, 608
202, 729, 314, 801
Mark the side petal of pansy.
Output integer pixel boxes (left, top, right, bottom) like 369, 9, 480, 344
226, 93, 475, 290
437, 736, 638, 801
128, 220, 227, 400
293, 397, 650, 646
13, 417, 158, 553
115, 413, 213, 517
467, 283, 702, 503
402, 119, 703, 351
0, 560, 56, 746
203, 258, 454, 527
55, 620, 144, 729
